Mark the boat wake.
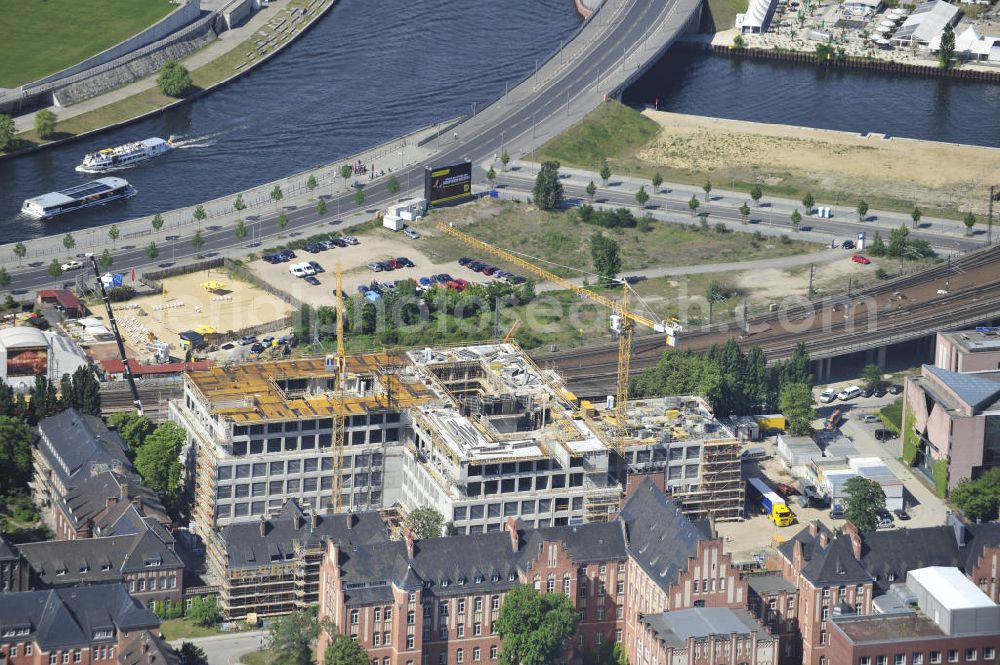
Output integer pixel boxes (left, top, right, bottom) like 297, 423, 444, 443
170, 130, 227, 149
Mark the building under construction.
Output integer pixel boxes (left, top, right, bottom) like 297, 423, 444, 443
613, 396, 744, 522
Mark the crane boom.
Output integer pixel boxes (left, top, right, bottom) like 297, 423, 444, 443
86, 256, 143, 415
435, 222, 680, 343
331, 263, 346, 511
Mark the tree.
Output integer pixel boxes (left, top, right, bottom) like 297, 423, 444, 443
702, 180, 713, 200
963, 212, 976, 236
235, 219, 247, 240
269, 606, 320, 665
843, 475, 886, 532
750, 183, 763, 206
496, 585, 579, 665
233, 193, 246, 211
108, 224, 120, 247
739, 202, 750, 224
13, 241, 26, 265
585, 180, 597, 200
887, 225, 910, 257
590, 233, 621, 284
324, 635, 369, 665
193, 204, 207, 223
599, 161, 611, 185
177, 643, 208, 665
146, 242, 159, 260
857, 199, 869, 222
157, 61, 193, 97
688, 195, 700, 217
485, 166, 497, 191
635, 185, 649, 209
278, 210, 289, 231
186, 596, 220, 628
869, 231, 886, 257
306, 174, 318, 192
316, 198, 328, 216
47, 259, 63, 281
404, 507, 444, 539
733, 33, 746, 49
95, 248, 112, 270
0, 268, 10, 289
34, 109, 57, 140
0, 114, 15, 151
339, 164, 353, 189
191, 229, 205, 252
0, 416, 34, 496
790, 208, 802, 230
134, 422, 185, 505
911, 206, 922, 228
532, 161, 564, 211
861, 364, 884, 390
938, 22, 955, 68
387, 175, 401, 194
652, 172, 664, 192
63, 365, 101, 415
950, 468, 1000, 523
271, 184, 284, 208
779, 382, 816, 436
500, 150, 511, 172
63, 233, 75, 252
151, 213, 164, 236
353, 188, 365, 207
108, 412, 154, 453
802, 192, 815, 214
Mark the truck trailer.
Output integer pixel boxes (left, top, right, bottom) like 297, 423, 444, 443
747, 477, 795, 527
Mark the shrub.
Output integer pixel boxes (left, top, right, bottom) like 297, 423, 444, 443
157, 61, 193, 98
107, 285, 135, 302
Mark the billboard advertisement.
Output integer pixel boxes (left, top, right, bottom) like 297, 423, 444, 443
7, 347, 48, 377
424, 161, 473, 206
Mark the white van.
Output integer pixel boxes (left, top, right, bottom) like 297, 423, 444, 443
837, 385, 863, 401
289, 263, 307, 278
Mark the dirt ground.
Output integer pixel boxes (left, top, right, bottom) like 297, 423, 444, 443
247, 228, 502, 309
637, 111, 1000, 215
89, 268, 293, 360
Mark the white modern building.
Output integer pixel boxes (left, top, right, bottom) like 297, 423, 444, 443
736, 0, 779, 33
891, 0, 961, 48
0, 326, 89, 392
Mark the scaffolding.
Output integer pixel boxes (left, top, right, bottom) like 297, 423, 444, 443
673, 437, 744, 522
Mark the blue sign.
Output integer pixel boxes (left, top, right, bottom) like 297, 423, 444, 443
858, 232, 866, 241
975, 326, 1000, 333
112, 273, 124, 287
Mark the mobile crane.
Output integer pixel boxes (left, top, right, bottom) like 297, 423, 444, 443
434, 222, 681, 448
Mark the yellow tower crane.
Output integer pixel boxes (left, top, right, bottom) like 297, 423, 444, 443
434, 222, 682, 449
331, 263, 347, 511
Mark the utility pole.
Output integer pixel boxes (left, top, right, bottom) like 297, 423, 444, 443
989, 184, 997, 246
808, 264, 814, 297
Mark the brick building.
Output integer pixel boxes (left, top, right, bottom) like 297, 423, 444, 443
746, 574, 799, 665
636, 608, 778, 665
774, 517, 1000, 665
0, 584, 173, 665
827, 567, 999, 665
0, 533, 29, 592
317, 478, 772, 665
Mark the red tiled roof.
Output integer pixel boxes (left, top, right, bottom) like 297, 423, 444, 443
100, 359, 213, 376
37, 289, 82, 310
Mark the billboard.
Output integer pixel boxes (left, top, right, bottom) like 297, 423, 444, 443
424, 161, 473, 206
7, 347, 48, 377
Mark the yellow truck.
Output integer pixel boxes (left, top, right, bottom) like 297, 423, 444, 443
747, 477, 795, 527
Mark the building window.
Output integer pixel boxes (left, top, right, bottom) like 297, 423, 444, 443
374, 634, 381, 646
913, 655, 924, 665
820, 631, 827, 646
63, 651, 70, 663
547, 577, 555, 593
823, 587, 830, 598
74, 651, 81, 663
351, 610, 359, 625
563, 576, 571, 594
983, 650, 995, 661
965, 650, 976, 662
596, 606, 604, 621
475, 597, 483, 612
616, 629, 622, 643
930, 652, 942, 664
948, 651, 958, 663
50, 654, 58, 665
474, 623, 482, 636
439, 627, 447, 640
384, 632, 390, 645
374, 608, 381, 622
490, 646, 498, 660
439, 601, 449, 616
438, 653, 446, 665
407, 611, 415, 625
895, 656, 905, 665
491, 596, 500, 610
859, 658, 871, 665
457, 624, 465, 638
409, 593, 417, 602
457, 650, 464, 664
473, 648, 481, 662
384, 608, 392, 621
406, 636, 414, 650
26, 645, 33, 656
617, 580, 624, 595
457, 600, 465, 614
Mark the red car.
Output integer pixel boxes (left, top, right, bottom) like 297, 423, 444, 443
453, 278, 470, 291
775, 482, 800, 497
852, 254, 871, 265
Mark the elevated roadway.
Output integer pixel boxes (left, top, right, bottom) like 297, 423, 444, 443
3, 0, 704, 294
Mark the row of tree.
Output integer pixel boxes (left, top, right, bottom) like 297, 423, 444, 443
0, 367, 101, 425
108, 413, 186, 514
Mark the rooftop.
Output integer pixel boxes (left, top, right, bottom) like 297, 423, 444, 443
922, 365, 1000, 413
908, 566, 995, 610
642, 607, 765, 648
620, 396, 735, 448
833, 613, 945, 643
941, 329, 1000, 354
747, 573, 798, 596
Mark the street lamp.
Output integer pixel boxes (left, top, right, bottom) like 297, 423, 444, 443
398, 150, 403, 170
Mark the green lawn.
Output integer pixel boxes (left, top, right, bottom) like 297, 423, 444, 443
704, 0, 748, 31
536, 101, 660, 172
239, 651, 278, 665
159, 619, 223, 641
0, 0, 175, 87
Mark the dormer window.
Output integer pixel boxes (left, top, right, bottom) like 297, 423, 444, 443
441, 579, 449, 588
80, 565, 89, 574
92, 630, 113, 640
56, 569, 67, 577
144, 558, 161, 568
101, 564, 112, 572
474, 575, 483, 584
458, 577, 466, 586
491, 574, 500, 583
508, 572, 516, 582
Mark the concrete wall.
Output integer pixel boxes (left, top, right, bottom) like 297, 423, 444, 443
937, 335, 1000, 373
32, 0, 202, 88
221, 0, 258, 30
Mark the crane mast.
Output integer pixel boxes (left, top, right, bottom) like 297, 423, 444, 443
86, 255, 143, 415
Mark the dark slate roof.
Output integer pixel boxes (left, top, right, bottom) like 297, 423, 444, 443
923, 365, 1000, 412
18, 525, 182, 587
747, 573, 797, 596
619, 477, 714, 592
0, 584, 158, 650
642, 608, 765, 649
220, 500, 389, 570
37, 409, 131, 487
117, 630, 179, 665
523, 521, 627, 565
60, 470, 165, 532
778, 523, 871, 587
0, 533, 18, 562
964, 522, 1000, 573
859, 527, 962, 593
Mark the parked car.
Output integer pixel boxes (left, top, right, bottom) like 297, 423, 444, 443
874, 428, 898, 441
403, 227, 420, 240
893, 508, 911, 521
860, 414, 881, 423
261, 336, 274, 347
357, 285, 370, 294
308, 261, 324, 273
509, 275, 527, 284
852, 254, 871, 265
873, 386, 887, 398
829, 504, 845, 519
775, 482, 800, 497
262, 254, 282, 264
239, 335, 257, 346
418, 277, 432, 288
278, 249, 296, 260
458, 257, 473, 266
301, 264, 316, 276
842, 240, 856, 250
888, 384, 903, 395
819, 389, 837, 403
61, 260, 83, 271
876, 512, 895, 530
250, 342, 265, 354
454, 278, 470, 290
367, 262, 384, 272
289, 264, 308, 278
837, 385, 863, 401
340, 236, 359, 245
396, 256, 415, 268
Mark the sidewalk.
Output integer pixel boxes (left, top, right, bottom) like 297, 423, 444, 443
12, 0, 300, 134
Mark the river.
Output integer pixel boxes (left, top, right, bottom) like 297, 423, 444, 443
2, 5, 999, 242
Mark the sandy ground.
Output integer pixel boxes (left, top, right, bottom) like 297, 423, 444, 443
247, 230, 505, 308
89, 268, 293, 360
637, 110, 1000, 214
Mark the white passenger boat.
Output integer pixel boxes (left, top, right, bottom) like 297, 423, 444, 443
76, 137, 172, 173
21, 177, 137, 219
